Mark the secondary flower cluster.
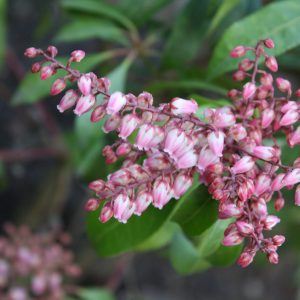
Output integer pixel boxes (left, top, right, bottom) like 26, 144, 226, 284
0, 224, 80, 300
24, 38, 300, 267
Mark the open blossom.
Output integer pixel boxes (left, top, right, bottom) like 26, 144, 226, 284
26, 38, 300, 267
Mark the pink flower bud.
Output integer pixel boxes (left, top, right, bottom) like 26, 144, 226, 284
255, 174, 271, 196
71, 50, 85, 62
170, 98, 198, 115
119, 200, 136, 223
264, 38, 275, 49
148, 126, 165, 149
281, 101, 298, 113
57, 89, 78, 113
144, 152, 171, 171
260, 73, 273, 86
164, 128, 186, 156
213, 107, 236, 128
231, 156, 254, 174
134, 191, 153, 216
264, 215, 280, 230
280, 110, 299, 126
268, 252, 279, 264
229, 124, 247, 141
237, 251, 255, 268
50, 78, 66, 95
236, 221, 254, 236
197, 146, 220, 171
253, 146, 276, 161
85, 198, 100, 211
283, 168, 300, 186
227, 89, 239, 99
261, 108, 275, 128
78, 75, 92, 96
207, 130, 225, 157
103, 114, 121, 133
276, 77, 291, 92
271, 173, 285, 191
252, 198, 268, 219
152, 178, 173, 209
237, 179, 254, 202
230, 45, 246, 58
73, 94, 95, 116
239, 58, 254, 71
137, 91, 153, 107
113, 193, 130, 220
173, 172, 193, 199
88, 179, 105, 192
265, 56, 278, 72
272, 235, 285, 246
109, 169, 132, 186
119, 114, 140, 139
91, 105, 106, 122
219, 203, 243, 219
288, 126, 300, 148
242, 82, 256, 100
232, 70, 246, 81
222, 225, 244, 246
25, 47, 38, 58
31, 62, 41, 73
99, 201, 113, 223
274, 196, 285, 211
116, 143, 131, 156
106, 91, 127, 115
295, 184, 300, 206
40, 66, 54, 80
135, 124, 156, 151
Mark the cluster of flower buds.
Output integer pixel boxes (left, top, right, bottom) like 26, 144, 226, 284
0, 224, 80, 300
25, 39, 300, 267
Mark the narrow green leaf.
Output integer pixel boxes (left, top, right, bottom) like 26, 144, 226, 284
172, 183, 218, 236
55, 18, 129, 46
13, 51, 115, 105
62, 0, 137, 34
207, 0, 239, 36
208, 1, 300, 79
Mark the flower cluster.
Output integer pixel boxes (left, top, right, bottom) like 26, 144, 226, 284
0, 224, 80, 300
24, 39, 300, 267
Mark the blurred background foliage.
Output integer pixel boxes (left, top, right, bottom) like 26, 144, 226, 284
2, 0, 300, 299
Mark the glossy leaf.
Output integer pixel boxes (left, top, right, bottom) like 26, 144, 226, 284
62, 0, 137, 34
207, 244, 242, 267
87, 202, 177, 256
208, 1, 300, 79
55, 18, 129, 46
13, 51, 115, 105
172, 183, 218, 236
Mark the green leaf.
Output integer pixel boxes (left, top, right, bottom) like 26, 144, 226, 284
116, 0, 174, 25
197, 219, 232, 258
169, 229, 210, 274
207, 0, 240, 36
87, 202, 177, 256
172, 183, 218, 236
207, 244, 242, 267
78, 288, 115, 300
62, 0, 137, 34
55, 17, 129, 46
208, 1, 300, 79
135, 222, 177, 251
13, 51, 115, 105
147, 80, 227, 96
162, 0, 221, 69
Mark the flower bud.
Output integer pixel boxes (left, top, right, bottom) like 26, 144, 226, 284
265, 56, 278, 72
239, 58, 254, 71
102, 114, 121, 133
274, 196, 285, 211
283, 168, 300, 186
295, 184, 300, 206
276, 77, 291, 93
207, 130, 225, 157
134, 191, 153, 216
116, 143, 131, 156
197, 146, 220, 171
78, 75, 92, 96
236, 221, 254, 236
272, 235, 285, 246
242, 82, 256, 100
24, 47, 38, 58
50, 78, 66, 96
73, 94, 95, 116
40, 66, 54, 80
252, 198, 268, 219
31, 62, 41, 73
264, 38, 275, 49
119, 114, 140, 139
152, 178, 173, 209
88, 179, 105, 192
57, 89, 78, 113
222, 224, 244, 246
264, 215, 280, 230
233, 70, 246, 81
230, 45, 246, 58
237, 251, 255, 268
271, 173, 285, 191
173, 172, 193, 199
91, 105, 106, 122
261, 108, 275, 128
268, 252, 279, 264
255, 174, 271, 196
85, 198, 100, 211
113, 193, 130, 220
71, 50, 85, 62
99, 201, 113, 223
280, 110, 299, 126
253, 146, 276, 161
231, 156, 255, 174
106, 91, 127, 115
170, 98, 198, 115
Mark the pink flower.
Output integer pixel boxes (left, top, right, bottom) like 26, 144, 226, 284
261, 108, 275, 128
253, 146, 275, 161
164, 128, 186, 157
173, 172, 193, 199
283, 168, 300, 186
57, 90, 78, 113
40, 66, 53, 80
106, 92, 127, 115
71, 50, 85, 62
207, 130, 225, 157
222, 225, 244, 246
231, 156, 254, 174
242, 82, 256, 100
113, 193, 130, 220
119, 201, 136, 224
152, 178, 173, 209
50, 79, 66, 96
280, 110, 299, 126
229, 124, 247, 142
238, 252, 255, 268
265, 56, 278, 72
73, 94, 95, 116
255, 174, 271, 196
264, 215, 280, 230
134, 191, 153, 216
276, 77, 291, 92
78, 75, 92, 96
171, 98, 198, 115
236, 221, 254, 236
271, 173, 285, 191
197, 146, 220, 171
264, 38, 275, 49
176, 150, 197, 169
84, 198, 99, 211
119, 114, 140, 139
135, 124, 155, 150
213, 107, 235, 128
230, 46, 246, 58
